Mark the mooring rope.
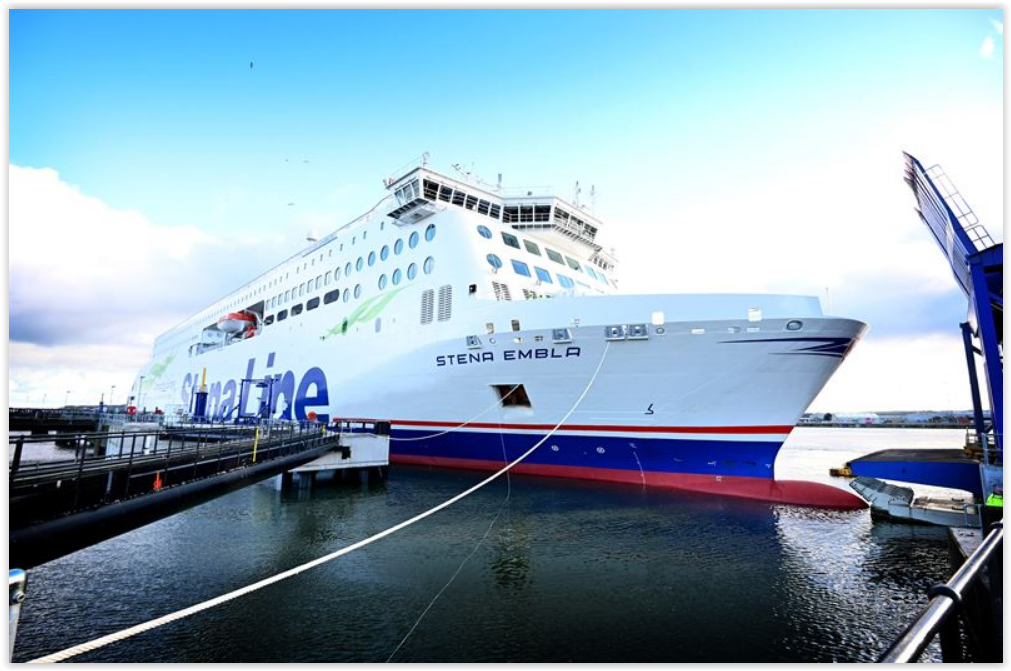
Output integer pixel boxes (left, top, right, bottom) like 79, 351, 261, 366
28, 343, 609, 663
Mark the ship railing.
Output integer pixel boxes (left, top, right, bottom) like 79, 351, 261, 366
879, 522, 1003, 662
9, 569, 26, 662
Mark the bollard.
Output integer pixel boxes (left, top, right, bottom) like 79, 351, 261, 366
9, 569, 26, 662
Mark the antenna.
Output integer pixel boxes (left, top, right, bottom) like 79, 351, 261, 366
497, 173, 503, 192
590, 185, 597, 213
574, 181, 582, 207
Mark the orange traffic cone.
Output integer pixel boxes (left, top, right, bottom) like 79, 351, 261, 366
153, 471, 163, 491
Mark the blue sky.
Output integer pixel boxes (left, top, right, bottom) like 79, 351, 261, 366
8, 9, 1004, 410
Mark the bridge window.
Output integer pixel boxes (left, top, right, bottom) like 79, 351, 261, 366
546, 249, 564, 265
523, 240, 542, 256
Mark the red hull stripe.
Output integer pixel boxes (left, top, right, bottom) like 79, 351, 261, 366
391, 454, 866, 510
391, 420, 794, 435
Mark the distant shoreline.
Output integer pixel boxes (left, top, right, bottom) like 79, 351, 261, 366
797, 423, 969, 429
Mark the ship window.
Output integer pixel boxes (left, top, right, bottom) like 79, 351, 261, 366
284, 290, 290, 302
502, 206, 518, 223
534, 267, 552, 283
487, 254, 502, 270
394, 239, 404, 255
316, 276, 322, 289
502, 232, 520, 249
381, 245, 390, 261
486, 322, 495, 334
546, 249, 564, 265
492, 384, 531, 408
407, 263, 417, 280
477, 200, 490, 215
392, 268, 402, 285
477, 225, 492, 239
265, 315, 275, 325
425, 223, 436, 242
345, 262, 352, 276
324, 289, 340, 304
356, 256, 364, 271
368, 251, 376, 267
585, 267, 598, 281
307, 297, 320, 311
565, 256, 582, 271
523, 240, 541, 256
451, 190, 466, 206
354, 284, 362, 299
465, 195, 478, 210
375, 317, 382, 333
438, 185, 453, 202
423, 179, 439, 200
511, 260, 531, 277
534, 205, 551, 222
489, 204, 501, 219
325, 271, 332, 285
424, 256, 435, 274
558, 274, 575, 289
378, 274, 387, 290
343, 289, 350, 303
291, 304, 303, 316
409, 231, 419, 249
277, 309, 288, 322
511, 319, 521, 331
298, 283, 304, 296
335, 267, 342, 280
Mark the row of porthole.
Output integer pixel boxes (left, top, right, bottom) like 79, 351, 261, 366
377, 256, 435, 289
341, 223, 436, 278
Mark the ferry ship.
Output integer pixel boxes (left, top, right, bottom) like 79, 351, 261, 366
132, 156, 867, 507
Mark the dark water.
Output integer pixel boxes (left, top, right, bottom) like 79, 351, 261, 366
13, 429, 961, 662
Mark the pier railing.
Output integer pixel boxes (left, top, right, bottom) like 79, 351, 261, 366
879, 522, 1003, 662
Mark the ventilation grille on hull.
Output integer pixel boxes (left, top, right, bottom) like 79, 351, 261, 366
492, 282, 512, 301
420, 289, 434, 325
437, 285, 453, 322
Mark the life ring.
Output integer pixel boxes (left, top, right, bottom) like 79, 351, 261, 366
126, 405, 138, 416
307, 411, 318, 421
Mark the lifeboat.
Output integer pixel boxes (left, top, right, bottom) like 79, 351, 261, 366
217, 312, 256, 334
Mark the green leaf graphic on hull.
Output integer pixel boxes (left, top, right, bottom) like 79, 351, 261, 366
142, 351, 177, 390
321, 287, 405, 340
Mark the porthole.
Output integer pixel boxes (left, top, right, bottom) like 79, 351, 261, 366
477, 224, 492, 239
335, 267, 341, 280
487, 254, 503, 270
368, 251, 376, 267
407, 263, 417, 280
394, 239, 404, 255
356, 256, 364, 272
425, 224, 437, 242
392, 268, 402, 285
345, 262, 352, 276
378, 274, 388, 290
409, 231, 419, 249
343, 289, 350, 303
786, 320, 804, 331
354, 284, 362, 299
380, 245, 390, 261
423, 256, 435, 274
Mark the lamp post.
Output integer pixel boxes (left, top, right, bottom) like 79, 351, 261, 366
64, 390, 71, 407
110, 384, 116, 407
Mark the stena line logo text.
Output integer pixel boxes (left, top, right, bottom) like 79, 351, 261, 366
436, 346, 581, 367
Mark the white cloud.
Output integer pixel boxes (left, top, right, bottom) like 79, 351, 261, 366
990, 19, 1003, 35
808, 333, 985, 413
8, 165, 284, 406
980, 36, 995, 58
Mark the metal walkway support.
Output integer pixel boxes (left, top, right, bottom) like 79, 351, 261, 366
903, 153, 1003, 461
9, 569, 26, 662
879, 523, 1003, 662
